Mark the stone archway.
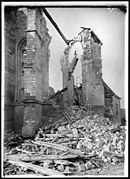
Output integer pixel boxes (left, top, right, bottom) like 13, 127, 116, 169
16, 37, 27, 102
68, 42, 83, 87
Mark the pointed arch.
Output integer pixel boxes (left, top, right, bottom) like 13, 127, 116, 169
15, 37, 27, 102
68, 41, 83, 87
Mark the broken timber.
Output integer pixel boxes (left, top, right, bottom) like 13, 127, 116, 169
42, 8, 70, 45
50, 87, 67, 99
22, 154, 78, 161
5, 153, 78, 162
32, 141, 85, 156
5, 158, 65, 176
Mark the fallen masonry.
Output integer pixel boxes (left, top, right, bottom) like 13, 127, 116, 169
3, 106, 126, 176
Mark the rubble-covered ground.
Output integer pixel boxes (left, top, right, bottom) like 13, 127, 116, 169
3, 106, 126, 177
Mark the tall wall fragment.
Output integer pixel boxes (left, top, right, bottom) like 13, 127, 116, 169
81, 30, 104, 115
60, 48, 79, 107
60, 28, 104, 115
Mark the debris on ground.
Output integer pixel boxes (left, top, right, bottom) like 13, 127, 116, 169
3, 106, 126, 176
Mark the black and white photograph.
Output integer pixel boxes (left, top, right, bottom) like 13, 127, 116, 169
1, 1, 128, 177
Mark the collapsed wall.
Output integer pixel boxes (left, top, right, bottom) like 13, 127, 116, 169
60, 28, 104, 115
4, 7, 121, 136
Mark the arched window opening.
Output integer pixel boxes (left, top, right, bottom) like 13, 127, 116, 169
21, 42, 27, 74
16, 38, 27, 102
68, 42, 83, 87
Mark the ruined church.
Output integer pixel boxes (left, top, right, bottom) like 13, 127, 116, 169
4, 6, 121, 137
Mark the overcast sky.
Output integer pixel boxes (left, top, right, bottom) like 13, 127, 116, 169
43, 6, 127, 108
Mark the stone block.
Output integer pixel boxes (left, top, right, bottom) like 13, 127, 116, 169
58, 126, 66, 133
22, 123, 36, 137
72, 128, 79, 137
102, 150, 116, 158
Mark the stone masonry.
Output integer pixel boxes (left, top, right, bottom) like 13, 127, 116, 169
22, 8, 51, 136
4, 7, 51, 136
4, 7, 121, 135
60, 28, 104, 115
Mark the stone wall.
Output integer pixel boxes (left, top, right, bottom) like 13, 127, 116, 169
82, 30, 104, 114
112, 95, 121, 123
22, 8, 51, 136
61, 29, 104, 115
120, 108, 126, 125
4, 7, 52, 135
104, 81, 121, 123
4, 7, 17, 131
42, 103, 60, 127
15, 8, 27, 102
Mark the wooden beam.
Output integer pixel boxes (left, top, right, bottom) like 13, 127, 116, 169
6, 157, 65, 176
32, 140, 85, 156
42, 8, 70, 45
50, 87, 67, 99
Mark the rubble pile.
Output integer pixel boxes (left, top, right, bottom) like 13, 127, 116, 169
3, 106, 126, 176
